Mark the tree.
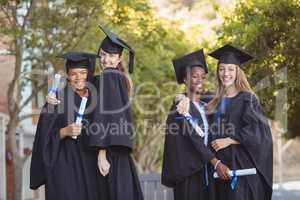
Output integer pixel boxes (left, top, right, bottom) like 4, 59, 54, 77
1, 0, 204, 198
215, 0, 300, 138
0, 0, 102, 199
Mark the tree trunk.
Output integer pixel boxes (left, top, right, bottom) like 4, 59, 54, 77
6, 116, 23, 200
13, 155, 23, 200
6, 29, 23, 199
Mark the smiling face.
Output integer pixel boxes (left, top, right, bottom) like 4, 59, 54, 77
218, 63, 237, 88
68, 68, 88, 91
184, 66, 207, 94
99, 49, 122, 69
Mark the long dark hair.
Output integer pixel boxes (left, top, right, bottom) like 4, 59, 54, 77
98, 48, 133, 95
117, 58, 132, 96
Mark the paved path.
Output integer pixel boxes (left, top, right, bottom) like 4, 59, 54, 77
273, 190, 300, 200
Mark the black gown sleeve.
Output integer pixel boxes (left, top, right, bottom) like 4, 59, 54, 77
161, 104, 214, 187
230, 94, 273, 189
30, 104, 60, 189
89, 69, 133, 150
43, 116, 61, 169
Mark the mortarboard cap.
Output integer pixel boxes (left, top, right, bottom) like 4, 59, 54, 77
57, 52, 98, 80
209, 44, 253, 65
98, 25, 134, 73
172, 49, 208, 84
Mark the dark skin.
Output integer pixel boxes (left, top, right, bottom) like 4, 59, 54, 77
46, 68, 88, 139
60, 68, 89, 139
183, 66, 231, 181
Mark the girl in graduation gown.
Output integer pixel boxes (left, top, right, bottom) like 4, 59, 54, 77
161, 49, 231, 200
30, 52, 101, 200
88, 26, 144, 200
207, 44, 273, 200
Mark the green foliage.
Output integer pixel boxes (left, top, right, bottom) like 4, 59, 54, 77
92, 1, 199, 171
1, 0, 199, 172
4, 0, 298, 174
217, 0, 300, 138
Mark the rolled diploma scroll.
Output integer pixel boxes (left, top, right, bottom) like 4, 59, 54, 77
48, 74, 61, 96
184, 113, 205, 137
213, 168, 257, 179
72, 97, 88, 139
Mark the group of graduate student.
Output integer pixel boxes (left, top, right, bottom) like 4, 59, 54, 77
162, 45, 273, 200
29, 22, 273, 200
30, 25, 144, 200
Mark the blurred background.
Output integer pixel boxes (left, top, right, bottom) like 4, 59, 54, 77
0, 0, 299, 199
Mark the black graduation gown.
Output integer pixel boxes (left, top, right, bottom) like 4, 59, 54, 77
161, 99, 216, 200
89, 68, 144, 200
30, 86, 100, 200
209, 91, 273, 200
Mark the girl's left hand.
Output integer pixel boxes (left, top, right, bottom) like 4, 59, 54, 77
98, 150, 110, 177
211, 137, 233, 152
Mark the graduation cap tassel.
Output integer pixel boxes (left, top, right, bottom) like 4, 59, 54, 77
129, 51, 134, 73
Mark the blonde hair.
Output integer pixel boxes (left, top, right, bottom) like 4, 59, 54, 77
206, 64, 255, 113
